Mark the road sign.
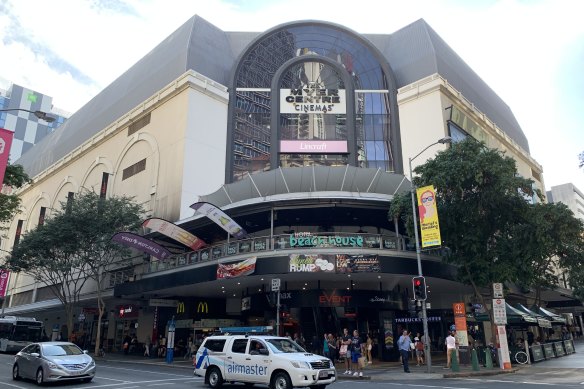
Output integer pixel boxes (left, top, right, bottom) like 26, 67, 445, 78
493, 298, 507, 325
493, 283, 504, 298
271, 278, 281, 292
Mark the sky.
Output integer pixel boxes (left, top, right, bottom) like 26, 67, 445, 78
0, 0, 583, 192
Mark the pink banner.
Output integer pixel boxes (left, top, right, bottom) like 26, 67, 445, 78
0, 270, 10, 298
0, 128, 14, 191
280, 140, 348, 154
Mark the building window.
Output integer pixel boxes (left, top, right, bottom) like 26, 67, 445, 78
122, 159, 146, 180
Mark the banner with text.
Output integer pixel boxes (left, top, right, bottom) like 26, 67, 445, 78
112, 232, 172, 260
336, 254, 379, 273
0, 269, 10, 297
143, 217, 206, 250
417, 185, 442, 248
217, 257, 257, 279
190, 202, 247, 239
0, 128, 14, 191
289, 254, 335, 272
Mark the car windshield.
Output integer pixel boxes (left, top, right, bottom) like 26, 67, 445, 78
42, 344, 83, 356
266, 338, 306, 353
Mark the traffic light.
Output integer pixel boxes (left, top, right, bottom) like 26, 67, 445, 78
413, 276, 427, 301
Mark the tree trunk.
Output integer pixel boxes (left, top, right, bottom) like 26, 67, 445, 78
65, 304, 75, 341
94, 283, 106, 356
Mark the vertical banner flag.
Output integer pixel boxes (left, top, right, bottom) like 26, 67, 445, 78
143, 218, 206, 250
190, 202, 247, 239
111, 231, 172, 260
0, 269, 10, 298
0, 128, 15, 191
416, 185, 442, 248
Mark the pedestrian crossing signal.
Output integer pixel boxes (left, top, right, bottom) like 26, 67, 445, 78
413, 276, 427, 301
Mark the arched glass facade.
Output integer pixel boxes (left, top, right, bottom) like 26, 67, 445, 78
230, 23, 395, 182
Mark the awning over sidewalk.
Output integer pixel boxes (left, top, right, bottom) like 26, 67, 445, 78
514, 303, 552, 328
474, 303, 538, 324
530, 305, 567, 325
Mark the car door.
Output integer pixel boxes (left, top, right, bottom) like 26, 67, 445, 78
247, 339, 271, 385
19, 344, 39, 378
225, 338, 249, 382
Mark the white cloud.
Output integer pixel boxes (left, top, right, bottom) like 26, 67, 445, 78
1, 0, 582, 191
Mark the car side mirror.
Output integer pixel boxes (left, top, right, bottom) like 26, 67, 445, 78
259, 349, 269, 356
83, 350, 89, 354
31, 353, 40, 358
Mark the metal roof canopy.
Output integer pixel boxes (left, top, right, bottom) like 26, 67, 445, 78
198, 166, 410, 209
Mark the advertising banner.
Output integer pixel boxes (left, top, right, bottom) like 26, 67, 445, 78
217, 257, 256, 279
143, 217, 206, 250
111, 231, 172, 260
289, 254, 335, 272
0, 128, 14, 191
336, 254, 379, 273
190, 202, 247, 239
0, 269, 10, 297
280, 88, 346, 114
417, 185, 442, 248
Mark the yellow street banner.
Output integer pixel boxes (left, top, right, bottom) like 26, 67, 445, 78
416, 185, 442, 248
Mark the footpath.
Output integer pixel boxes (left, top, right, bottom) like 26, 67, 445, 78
95, 350, 524, 380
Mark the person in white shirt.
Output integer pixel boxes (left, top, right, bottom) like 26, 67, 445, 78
445, 330, 457, 368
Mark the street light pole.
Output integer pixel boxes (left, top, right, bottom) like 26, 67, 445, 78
408, 136, 451, 373
0, 108, 56, 123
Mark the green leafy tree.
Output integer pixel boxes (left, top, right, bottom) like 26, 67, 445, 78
390, 138, 537, 341
0, 164, 32, 228
514, 203, 584, 305
7, 191, 144, 354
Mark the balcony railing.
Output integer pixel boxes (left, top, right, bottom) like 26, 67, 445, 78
146, 232, 416, 274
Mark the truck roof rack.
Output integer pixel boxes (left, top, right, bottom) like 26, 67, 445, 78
218, 326, 274, 335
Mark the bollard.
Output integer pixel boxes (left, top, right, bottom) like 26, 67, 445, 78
484, 348, 493, 369
450, 349, 460, 372
471, 348, 480, 371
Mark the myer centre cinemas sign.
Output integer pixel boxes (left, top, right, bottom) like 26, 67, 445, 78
280, 87, 346, 114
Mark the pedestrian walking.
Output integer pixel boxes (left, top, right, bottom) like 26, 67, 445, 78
414, 332, 424, 366
350, 330, 364, 377
445, 330, 457, 368
341, 328, 353, 375
397, 330, 412, 373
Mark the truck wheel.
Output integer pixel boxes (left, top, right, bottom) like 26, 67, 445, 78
207, 367, 223, 389
271, 372, 292, 389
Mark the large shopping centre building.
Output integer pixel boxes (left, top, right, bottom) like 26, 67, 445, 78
3, 16, 580, 357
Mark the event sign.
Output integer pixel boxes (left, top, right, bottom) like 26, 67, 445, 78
190, 202, 247, 239
0, 128, 14, 191
416, 185, 442, 248
111, 232, 172, 260
336, 254, 379, 273
143, 217, 206, 250
289, 254, 335, 272
217, 257, 256, 279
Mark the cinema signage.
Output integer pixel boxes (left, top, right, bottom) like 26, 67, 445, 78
280, 88, 346, 114
289, 233, 363, 248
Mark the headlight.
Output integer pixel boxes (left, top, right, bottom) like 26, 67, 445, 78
328, 359, 334, 368
290, 361, 311, 369
47, 362, 58, 369
88, 360, 96, 367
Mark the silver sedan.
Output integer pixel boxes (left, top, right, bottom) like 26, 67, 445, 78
12, 341, 96, 385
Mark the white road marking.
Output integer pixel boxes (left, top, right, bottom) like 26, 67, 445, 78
98, 365, 193, 377
78, 377, 198, 388
0, 383, 28, 389
147, 384, 175, 387
96, 377, 130, 382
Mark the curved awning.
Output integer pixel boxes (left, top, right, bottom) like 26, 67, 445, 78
199, 166, 410, 208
